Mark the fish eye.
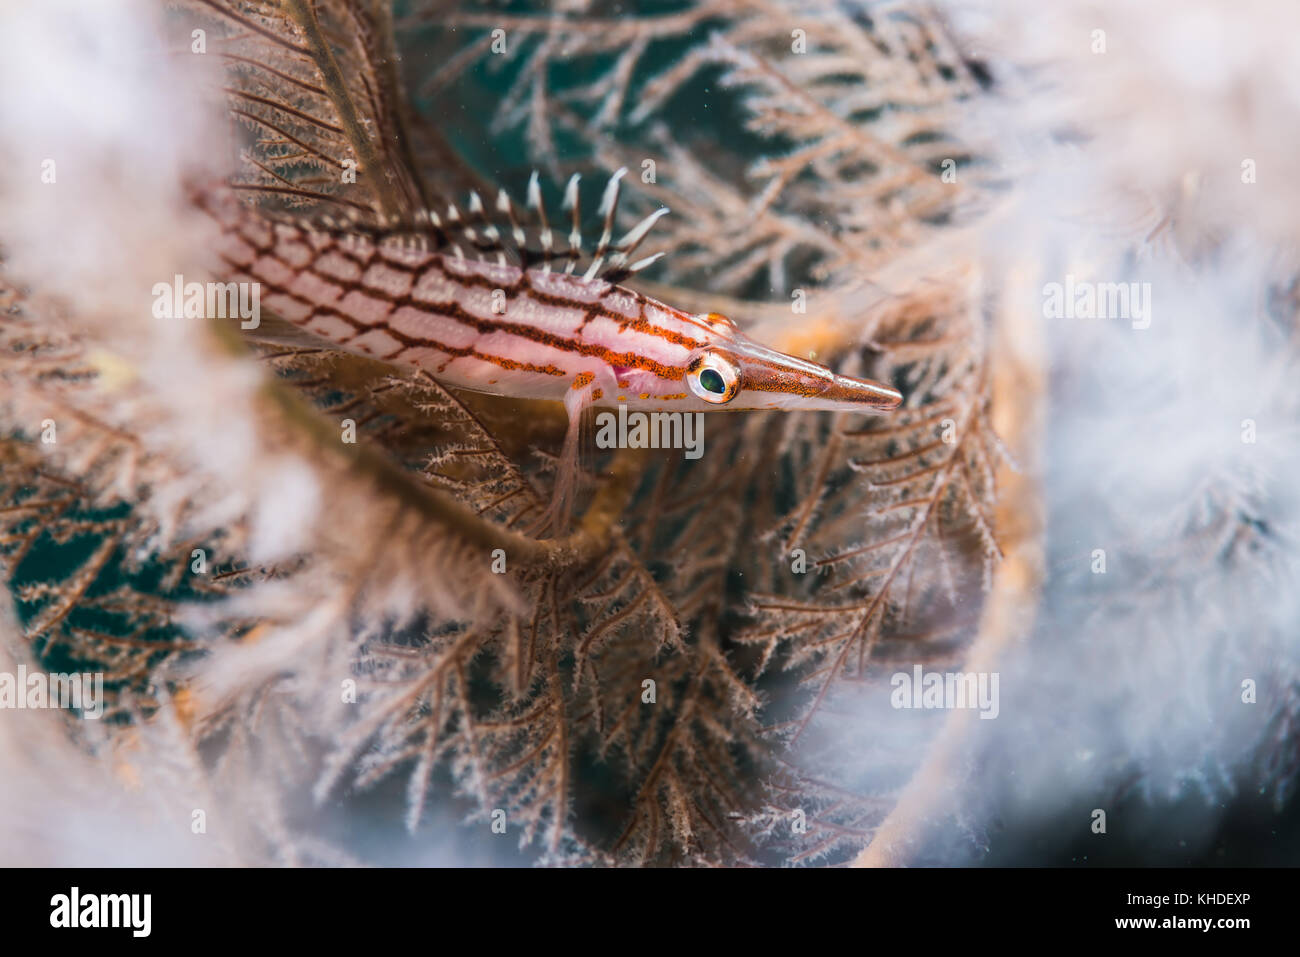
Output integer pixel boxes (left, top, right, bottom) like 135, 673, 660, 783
687, 352, 739, 404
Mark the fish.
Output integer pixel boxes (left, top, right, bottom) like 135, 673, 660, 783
196, 168, 903, 530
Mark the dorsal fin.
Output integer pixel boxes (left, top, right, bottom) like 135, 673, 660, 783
256, 169, 669, 282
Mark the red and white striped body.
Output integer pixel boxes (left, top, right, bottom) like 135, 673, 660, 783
201, 188, 903, 416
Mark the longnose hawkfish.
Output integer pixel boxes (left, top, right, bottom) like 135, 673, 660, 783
197, 168, 903, 531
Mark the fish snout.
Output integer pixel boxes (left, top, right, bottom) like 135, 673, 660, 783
816, 369, 903, 413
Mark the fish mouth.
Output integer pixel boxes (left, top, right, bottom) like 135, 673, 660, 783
755, 356, 903, 413
812, 369, 904, 412
718, 341, 904, 413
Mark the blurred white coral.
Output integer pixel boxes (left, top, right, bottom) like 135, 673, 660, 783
930, 0, 1300, 837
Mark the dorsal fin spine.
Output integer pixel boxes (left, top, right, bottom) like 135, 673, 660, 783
249, 170, 669, 281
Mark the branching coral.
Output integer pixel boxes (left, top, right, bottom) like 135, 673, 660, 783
0, 0, 1002, 867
